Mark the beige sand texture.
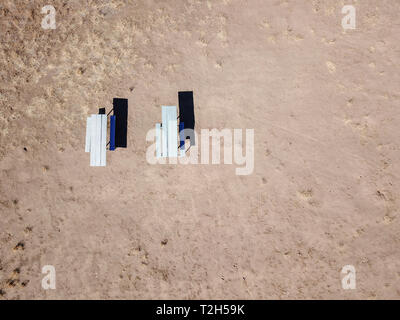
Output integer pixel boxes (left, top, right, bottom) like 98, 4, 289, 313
0, 0, 399, 299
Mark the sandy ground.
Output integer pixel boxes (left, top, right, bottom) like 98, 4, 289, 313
0, 0, 399, 299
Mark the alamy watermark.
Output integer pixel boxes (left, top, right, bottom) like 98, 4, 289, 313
341, 265, 356, 290
146, 128, 254, 176
342, 5, 356, 30
41, 265, 56, 290
41, 5, 56, 30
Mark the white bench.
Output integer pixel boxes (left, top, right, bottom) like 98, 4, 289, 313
85, 114, 107, 166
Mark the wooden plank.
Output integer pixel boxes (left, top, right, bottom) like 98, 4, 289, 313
100, 114, 107, 166
85, 117, 92, 153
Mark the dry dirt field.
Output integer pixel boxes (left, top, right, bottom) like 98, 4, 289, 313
0, 0, 399, 299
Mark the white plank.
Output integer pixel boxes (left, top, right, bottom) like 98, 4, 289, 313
90, 115, 102, 166
156, 123, 162, 158
161, 106, 178, 158
94, 115, 101, 166
89, 115, 97, 166
161, 106, 169, 157
85, 117, 92, 152
100, 114, 107, 166
167, 108, 177, 158
160, 106, 180, 158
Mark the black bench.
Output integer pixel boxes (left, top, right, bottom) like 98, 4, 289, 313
178, 91, 195, 145
113, 98, 128, 148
